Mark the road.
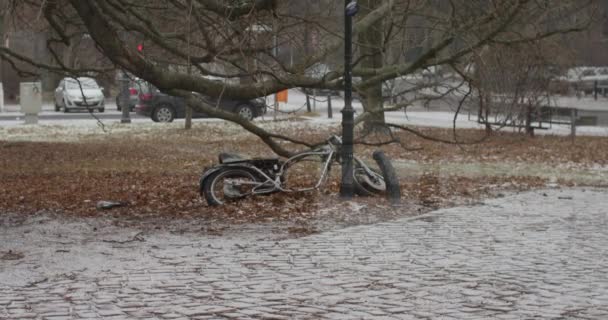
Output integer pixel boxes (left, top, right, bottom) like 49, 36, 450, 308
0, 112, 147, 121
1, 188, 607, 319
0, 103, 148, 122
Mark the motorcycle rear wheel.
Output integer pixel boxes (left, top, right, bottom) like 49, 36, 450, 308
203, 169, 260, 206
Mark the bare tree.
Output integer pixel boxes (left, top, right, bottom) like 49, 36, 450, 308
473, 41, 573, 136
0, 0, 596, 155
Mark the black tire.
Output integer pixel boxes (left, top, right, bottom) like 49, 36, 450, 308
373, 150, 401, 204
202, 168, 260, 206
152, 104, 175, 123
236, 104, 255, 121
116, 96, 122, 111
98, 108, 105, 113
353, 164, 386, 196
54, 103, 60, 112
63, 100, 70, 113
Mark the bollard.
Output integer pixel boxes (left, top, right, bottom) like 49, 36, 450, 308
20, 82, 42, 124
594, 80, 598, 101
327, 95, 333, 118
570, 108, 577, 139
0, 83, 4, 113
306, 94, 311, 113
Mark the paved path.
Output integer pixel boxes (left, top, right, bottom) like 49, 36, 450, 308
1, 188, 608, 319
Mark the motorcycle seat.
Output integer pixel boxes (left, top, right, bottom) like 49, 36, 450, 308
219, 152, 245, 164
218, 153, 282, 170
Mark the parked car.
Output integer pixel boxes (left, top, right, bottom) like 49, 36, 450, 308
115, 78, 154, 112
135, 90, 267, 122
54, 77, 105, 112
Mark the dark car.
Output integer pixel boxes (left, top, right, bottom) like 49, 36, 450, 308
135, 91, 267, 122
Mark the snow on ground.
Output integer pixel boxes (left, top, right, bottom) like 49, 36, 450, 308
548, 96, 608, 111
1, 91, 608, 140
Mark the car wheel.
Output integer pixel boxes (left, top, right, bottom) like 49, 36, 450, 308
98, 108, 105, 113
116, 96, 122, 111
236, 104, 255, 121
54, 103, 60, 112
153, 104, 175, 123
63, 100, 70, 113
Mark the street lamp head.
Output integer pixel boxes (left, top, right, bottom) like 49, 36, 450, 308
345, 1, 359, 17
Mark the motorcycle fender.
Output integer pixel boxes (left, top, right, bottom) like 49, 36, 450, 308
199, 166, 224, 194
199, 164, 260, 194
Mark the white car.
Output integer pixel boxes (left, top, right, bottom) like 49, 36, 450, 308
54, 77, 105, 112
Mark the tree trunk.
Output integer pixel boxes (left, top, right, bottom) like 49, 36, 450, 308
0, 12, 4, 96
359, 0, 386, 133
185, 106, 192, 129
361, 85, 385, 132
525, 102, 535, 137
478, 91, 492, 134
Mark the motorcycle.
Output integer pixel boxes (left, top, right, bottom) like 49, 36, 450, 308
199, 135, 387, 206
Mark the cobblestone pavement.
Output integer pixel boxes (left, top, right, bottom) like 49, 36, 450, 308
1, 188, 608, 319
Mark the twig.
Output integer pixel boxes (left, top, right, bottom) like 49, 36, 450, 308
25, 277, 48, 287
102, 232, 145, 244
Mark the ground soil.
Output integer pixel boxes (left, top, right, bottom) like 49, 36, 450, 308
1, 121, 606, 234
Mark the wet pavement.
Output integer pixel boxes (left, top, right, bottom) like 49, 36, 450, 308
1, 188, 607, 319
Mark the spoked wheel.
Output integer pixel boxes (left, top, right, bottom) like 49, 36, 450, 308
353, 166, 386, 196
202, 169, 260, 206
153, 104, 175, 123
236, 104, 255, 121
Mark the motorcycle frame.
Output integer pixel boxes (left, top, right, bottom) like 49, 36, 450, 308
215, 135, 378, 196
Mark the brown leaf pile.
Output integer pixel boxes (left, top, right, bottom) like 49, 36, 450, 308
349, 127, 608, 166
1, 124, 606, 225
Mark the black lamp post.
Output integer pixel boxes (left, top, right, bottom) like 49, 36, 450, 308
340, 0, 358, 199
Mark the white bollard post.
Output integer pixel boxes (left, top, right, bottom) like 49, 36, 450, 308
20, 82, 42, 124
570, 108, 577, 139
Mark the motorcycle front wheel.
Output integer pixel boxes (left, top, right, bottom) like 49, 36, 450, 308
202, 168, 261, 206
353, 165, 386, 196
